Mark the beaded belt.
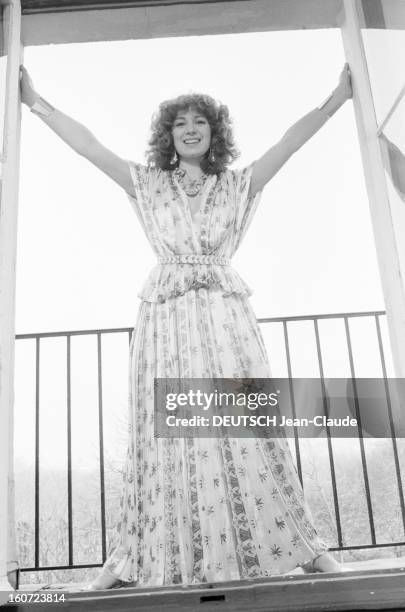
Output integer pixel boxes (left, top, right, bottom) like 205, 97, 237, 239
158, 254, 230, 266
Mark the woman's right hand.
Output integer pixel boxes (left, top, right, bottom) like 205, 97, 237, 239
335, 63, 352, 104
19, 65, 39, 107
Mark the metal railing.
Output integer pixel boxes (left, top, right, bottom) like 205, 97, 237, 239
259, 310, 405, 554
14, 310, 405, 575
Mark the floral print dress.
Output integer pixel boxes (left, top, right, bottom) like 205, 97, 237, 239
103, 162, 328, 585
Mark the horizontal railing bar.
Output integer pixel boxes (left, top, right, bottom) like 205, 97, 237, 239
16, 327, 134, 339
19, 540, 405, 572
15, 311, 387, 340
20, 563, 105, 572
258, 310, 386, 324
329, 542, 405, 551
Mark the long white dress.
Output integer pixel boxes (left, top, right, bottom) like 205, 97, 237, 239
102, 162, 328, 585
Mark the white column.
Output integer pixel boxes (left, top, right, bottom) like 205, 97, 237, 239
341, 0, 405, 377
0, 0, 22, 597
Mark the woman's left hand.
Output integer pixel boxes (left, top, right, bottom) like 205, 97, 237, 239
336, 63, 353, 102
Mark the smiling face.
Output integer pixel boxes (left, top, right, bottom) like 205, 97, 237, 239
171, 107, 212, 163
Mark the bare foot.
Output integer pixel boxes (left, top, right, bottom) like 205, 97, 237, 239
303, 552, 353, 573
313, 552, 344, 573
80, 569, 122, 591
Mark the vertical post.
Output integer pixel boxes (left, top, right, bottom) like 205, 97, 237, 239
0, 0, 22, 596
341, 0, 405, 377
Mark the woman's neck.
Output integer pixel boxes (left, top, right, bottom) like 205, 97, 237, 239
178, 157, 204, 178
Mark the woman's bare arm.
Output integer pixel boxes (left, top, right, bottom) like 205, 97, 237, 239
20, 66, 134, 196
249, 64, 353, 197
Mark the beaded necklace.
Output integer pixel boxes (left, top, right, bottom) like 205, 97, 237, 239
173, 167, 209, 197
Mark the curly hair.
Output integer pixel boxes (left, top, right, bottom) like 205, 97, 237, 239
146, 93, 240, 175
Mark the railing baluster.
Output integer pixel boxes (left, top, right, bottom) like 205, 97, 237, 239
97, 332, 107, 563
282, 321, 303, 486
344, 316, 376, 545
375, 314, 405, 536
34, 337, 40, 569
313, 318, 343, 548
66, 335, 73, 567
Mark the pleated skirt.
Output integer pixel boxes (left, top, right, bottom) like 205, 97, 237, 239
103, 288, 328, 585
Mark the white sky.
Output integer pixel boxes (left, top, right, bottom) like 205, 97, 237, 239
17, 29, 384, 334
14, 28, 395, 470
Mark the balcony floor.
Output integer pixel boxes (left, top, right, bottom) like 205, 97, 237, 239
3, 559, 405, 612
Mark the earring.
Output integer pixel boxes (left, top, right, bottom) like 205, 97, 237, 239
209, 147, 216, 163
170, 150, 178, 165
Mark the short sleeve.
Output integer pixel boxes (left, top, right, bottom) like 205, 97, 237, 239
126, 161, 153, 215
232, 163, 263, 250
125, 161, 162, 254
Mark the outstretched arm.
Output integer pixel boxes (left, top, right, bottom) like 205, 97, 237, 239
20, 66, 134, 196
249, 64, 353, 197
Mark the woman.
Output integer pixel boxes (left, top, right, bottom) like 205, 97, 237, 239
20, 63, 352, 590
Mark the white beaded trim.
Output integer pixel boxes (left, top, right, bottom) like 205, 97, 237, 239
158, 254, 231, 266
